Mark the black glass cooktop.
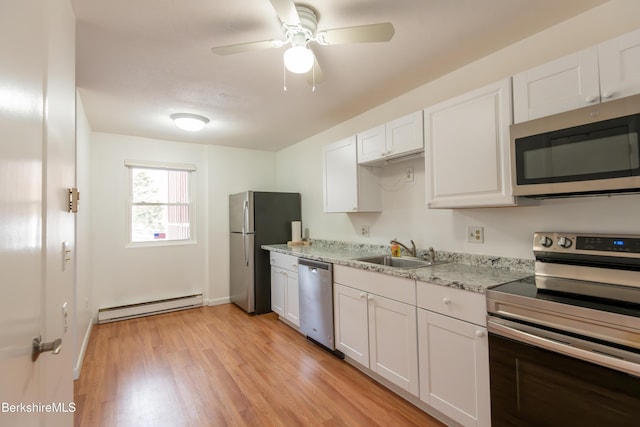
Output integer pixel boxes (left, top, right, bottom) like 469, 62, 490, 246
489, 276, 640, 319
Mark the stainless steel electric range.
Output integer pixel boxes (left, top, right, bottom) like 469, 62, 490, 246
486, 232, 640, 426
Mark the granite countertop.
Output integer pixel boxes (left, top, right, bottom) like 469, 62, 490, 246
262, 240, 533, 294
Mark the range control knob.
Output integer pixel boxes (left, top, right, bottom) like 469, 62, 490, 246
538, 236, 553, 247
557, 237, 573, 248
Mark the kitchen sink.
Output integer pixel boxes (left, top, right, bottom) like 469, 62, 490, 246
353, 255, 444, 269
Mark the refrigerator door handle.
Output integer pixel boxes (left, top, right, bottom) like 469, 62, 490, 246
242, 200, 248, 234
243, 234, 249, 266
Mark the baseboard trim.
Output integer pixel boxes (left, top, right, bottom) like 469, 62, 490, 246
205, 296, 231, 306
73, 318, 93, 380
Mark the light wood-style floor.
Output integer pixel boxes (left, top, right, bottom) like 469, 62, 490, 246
74, 304, 445, 427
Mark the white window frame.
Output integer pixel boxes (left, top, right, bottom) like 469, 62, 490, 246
125, 160, 196, 247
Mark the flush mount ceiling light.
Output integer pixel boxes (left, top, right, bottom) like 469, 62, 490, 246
170, 113, 209, 132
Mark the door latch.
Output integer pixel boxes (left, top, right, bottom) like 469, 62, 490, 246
32, 336, 62, 362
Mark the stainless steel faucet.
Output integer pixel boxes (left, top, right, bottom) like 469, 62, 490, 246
390, 239, 417, 257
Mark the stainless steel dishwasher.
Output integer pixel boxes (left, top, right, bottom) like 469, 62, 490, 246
298, 258, 340, 355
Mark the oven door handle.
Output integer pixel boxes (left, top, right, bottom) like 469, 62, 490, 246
488, 319, 640, 377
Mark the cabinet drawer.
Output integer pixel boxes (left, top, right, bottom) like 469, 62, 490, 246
334, 265, 416, 305
269, 252, 298, 272
417, 281, 486, 326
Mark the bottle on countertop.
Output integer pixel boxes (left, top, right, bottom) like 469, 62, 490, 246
391, 242, 401, 257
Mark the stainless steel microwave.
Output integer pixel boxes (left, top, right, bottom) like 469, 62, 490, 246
510, 94, 640, 198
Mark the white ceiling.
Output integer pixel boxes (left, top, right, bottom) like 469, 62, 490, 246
71, 0, 606, 152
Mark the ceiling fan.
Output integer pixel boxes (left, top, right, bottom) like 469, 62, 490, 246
211, 0, 395, 82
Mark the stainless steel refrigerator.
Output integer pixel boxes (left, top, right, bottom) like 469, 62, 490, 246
229, 191, 301, 314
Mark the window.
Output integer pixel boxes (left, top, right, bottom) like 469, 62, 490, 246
126, 161, 195, 244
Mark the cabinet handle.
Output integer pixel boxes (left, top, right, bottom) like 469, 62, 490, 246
476, 330, 485, 338
585, 95, 598, 103
442, 297, 451, 305
359, 293, 366, 299
291, 263, 297, 268
602, 91, 614, 99
367, 295, 373, 301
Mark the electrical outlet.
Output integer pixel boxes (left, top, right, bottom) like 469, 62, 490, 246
405, 167, 414, 182
360, 225, 370, 237
467, 226, 484, 243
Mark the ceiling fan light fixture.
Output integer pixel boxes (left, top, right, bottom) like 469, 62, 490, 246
170, 113, 209, 132
283, 45, 314, 74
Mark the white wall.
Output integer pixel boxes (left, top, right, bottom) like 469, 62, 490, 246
91, 133, 209, 309
275, 0, 640, 260
206, 146, 277, 305
74, 92, 93, 378
90, 132, 276, 310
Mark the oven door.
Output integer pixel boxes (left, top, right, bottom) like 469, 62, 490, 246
488, 318, 640, 426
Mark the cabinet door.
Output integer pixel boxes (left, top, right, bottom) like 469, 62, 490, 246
513, 48, 600, 123
368, 294, 419, 396
357, 124, 386, 164
424, 79, 515, 208
418, 309, 490, 427
599, 28, 640, 102
386, 111, 423, 158
333, 284, 369, 367
284, 271, 300, 327
322, 136, 381, 213
323, 137, 358, 213
270, 267, 285, 317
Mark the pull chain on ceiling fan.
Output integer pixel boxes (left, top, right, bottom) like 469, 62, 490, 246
212, 0, 395, 86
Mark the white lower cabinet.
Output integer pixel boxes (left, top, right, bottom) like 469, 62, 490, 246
270, 252, 299, 328
368, 292, 418, 396
333, 283, 369, 366
333, 266, 419, 396
417, 281, 491, 427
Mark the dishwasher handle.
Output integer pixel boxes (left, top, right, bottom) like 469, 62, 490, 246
298, 258, 332, 272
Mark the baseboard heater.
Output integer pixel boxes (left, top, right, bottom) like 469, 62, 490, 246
97, 294, 203, 324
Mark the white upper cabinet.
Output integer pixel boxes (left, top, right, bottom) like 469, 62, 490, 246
513, 48, 600, 123
424, 78, 515, 208
514, 29, 640, 123
322, 136, 381, 213
357, 111, 424, 165
599, 28, 640, 102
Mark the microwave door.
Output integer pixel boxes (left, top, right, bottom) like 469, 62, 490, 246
512, 108, 640, 196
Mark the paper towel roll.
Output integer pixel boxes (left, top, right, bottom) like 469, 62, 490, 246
291, 221, 302, 242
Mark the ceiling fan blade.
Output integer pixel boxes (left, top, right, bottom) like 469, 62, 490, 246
320, 22, 395, 45
268, 0, 300, 26
212, 39, 282, 56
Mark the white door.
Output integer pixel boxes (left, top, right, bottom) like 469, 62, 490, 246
284, 271, 300, 327
357, 124, 386, 164
599, 28, 640, 101
0, 1, 76, 425
323, 137, 358, 212
0, 1, 47, 425
42, 1, 77, 424
424, 79, 514, 208
368, 294, 419, 396
418, 309, 491, 427
386, 111, 423, 158
270, 267, 285, 317
333, 284, 369, 367
512, 48, 600, 123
